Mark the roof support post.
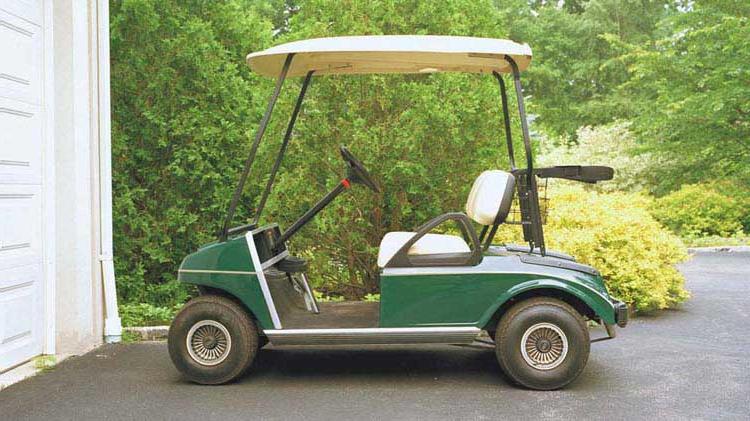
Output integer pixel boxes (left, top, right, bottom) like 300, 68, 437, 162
505, 55, 545, 255
254, 70, 314, 225
481, 71, 521, 250
220, 54, 294, 241
492, 71, 515, 170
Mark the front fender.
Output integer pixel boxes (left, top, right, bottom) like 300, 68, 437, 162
177, 236, 275, 330
179, 271, 274, 329
478, 278, 617, 328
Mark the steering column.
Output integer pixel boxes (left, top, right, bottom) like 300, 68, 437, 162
273, 146, 379, 249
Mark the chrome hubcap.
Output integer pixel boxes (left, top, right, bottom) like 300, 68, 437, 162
186, 320, 232, 366
520, 322, 568, 370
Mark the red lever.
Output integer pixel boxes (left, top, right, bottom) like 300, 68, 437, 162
341, 178, 351, 189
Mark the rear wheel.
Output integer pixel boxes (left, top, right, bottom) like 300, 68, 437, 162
168, 295, 259, 384
495, 297, 589, 390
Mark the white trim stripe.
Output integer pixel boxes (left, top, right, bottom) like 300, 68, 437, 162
245, 232, 282, 329
263, 327, 481, 345
261, 250, 289, 270
178, 269, 257, 275
265, 327, 480, 335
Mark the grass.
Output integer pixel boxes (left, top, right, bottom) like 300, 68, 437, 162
121, 330, 142, 343
33, 355, 56, 373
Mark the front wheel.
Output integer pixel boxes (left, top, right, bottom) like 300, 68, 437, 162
495, 297, 590, 390
168, 295, 259, 385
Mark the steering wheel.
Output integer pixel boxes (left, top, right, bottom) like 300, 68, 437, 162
340, 146, 381, 193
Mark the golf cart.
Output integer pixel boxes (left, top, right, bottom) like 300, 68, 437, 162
167, 35, 628, 390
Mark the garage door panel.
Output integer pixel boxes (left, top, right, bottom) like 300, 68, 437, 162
0, 98, 42, 184
0, 8, 42, 105
0, 0, 45, 372
0, 185, 41, 271
0, 0, 42, 26
0, 263, 42, 371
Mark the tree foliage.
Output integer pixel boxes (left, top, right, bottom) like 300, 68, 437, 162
618, 0, 750, 192
109, 0, 745, 308
110, 0, 273, 304
505, 0, 674, 138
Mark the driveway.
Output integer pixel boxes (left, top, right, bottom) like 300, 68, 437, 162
1, 252, 748, 420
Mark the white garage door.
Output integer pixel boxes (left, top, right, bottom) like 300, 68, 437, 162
0, 1, 46, 371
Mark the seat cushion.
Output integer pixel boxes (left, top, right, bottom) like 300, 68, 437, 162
465, 170, 515, 225
377, 231, 470, 268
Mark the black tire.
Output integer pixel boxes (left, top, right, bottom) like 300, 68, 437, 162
495, 297, 590, 390
168, 295, 259, 385
259, 335, 269, 349
486, 330, 496, 342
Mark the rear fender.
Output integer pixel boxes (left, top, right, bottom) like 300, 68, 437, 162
478, 278, 616, 328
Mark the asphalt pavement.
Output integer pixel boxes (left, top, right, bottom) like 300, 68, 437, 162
1, 251, 748, 420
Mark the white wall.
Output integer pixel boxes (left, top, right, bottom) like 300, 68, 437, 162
0, 0, 112, 368
51, 0, 108, 355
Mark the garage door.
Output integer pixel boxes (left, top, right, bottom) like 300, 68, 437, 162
0, 1, 46, 371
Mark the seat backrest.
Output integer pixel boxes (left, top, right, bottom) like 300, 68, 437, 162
465, 170, 516, 226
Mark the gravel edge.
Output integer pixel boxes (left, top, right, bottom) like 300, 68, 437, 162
125, 326, 169, 341
688, 246, 750, 253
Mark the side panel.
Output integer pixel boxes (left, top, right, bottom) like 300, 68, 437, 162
380, 255, 616, 328
380, 272, 539, 327
177, 237, 274, 329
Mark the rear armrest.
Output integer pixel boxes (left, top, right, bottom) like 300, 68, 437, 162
385, 212, 482, 268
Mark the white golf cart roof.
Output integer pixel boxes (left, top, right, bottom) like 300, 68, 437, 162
247, 35, 532, 78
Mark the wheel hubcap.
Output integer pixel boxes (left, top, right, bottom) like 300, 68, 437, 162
186, 320, 232, 366
520, 322, 568, 370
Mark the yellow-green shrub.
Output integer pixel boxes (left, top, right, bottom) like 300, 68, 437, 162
498, 184, 689, 312
651, 184, 747, 238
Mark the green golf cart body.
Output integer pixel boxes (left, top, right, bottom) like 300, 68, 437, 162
178, 236, 622, 331
167, 35, 628, 390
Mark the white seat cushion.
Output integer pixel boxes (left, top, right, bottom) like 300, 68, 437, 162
377, 231, 470, 268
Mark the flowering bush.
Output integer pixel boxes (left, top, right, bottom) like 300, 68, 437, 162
537, 122, 658, 193
651, 184, 746, 238
498, 184, 689, 312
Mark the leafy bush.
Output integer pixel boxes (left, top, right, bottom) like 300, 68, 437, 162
683, 233, 750, 248
110, 0, 273, 305
120, 303, 181, 327
363, 293, 381, 302
313, 291, 345, 303
498, 184, 689, 312
710, 181, 750, 234
651, 184, 746, 238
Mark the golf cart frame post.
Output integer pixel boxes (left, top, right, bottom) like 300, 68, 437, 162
219, 52, 548, 254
